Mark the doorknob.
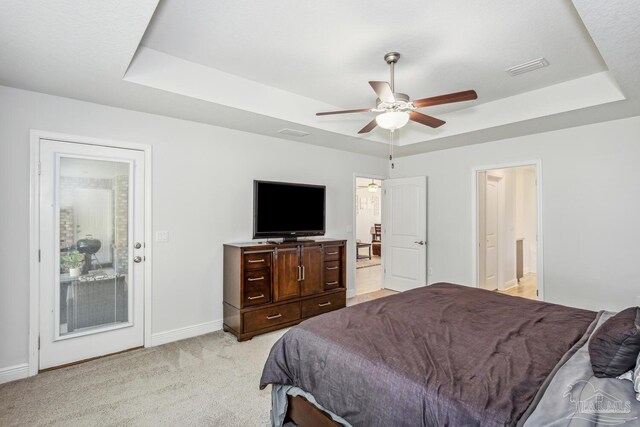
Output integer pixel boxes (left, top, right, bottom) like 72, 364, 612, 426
133, 256, 143, 263
414, 241, 425, 245
134, 242, 142, 249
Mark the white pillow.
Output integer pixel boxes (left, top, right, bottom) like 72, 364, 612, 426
618, 370, 633, 381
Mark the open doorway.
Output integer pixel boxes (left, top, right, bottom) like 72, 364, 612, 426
354, 177, 383, 296
476, 164, 540, 300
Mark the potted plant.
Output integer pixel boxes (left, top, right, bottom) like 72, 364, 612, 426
61, 250, 84, 277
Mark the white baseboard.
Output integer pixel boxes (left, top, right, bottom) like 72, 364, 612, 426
346, 289, 357, 298
151, 319, 223, 347
0, 363, 29, 385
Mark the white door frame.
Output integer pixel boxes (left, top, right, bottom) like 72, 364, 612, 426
28, 130, 153, 376
471, 160, 544, 300
352, 172, 386, 297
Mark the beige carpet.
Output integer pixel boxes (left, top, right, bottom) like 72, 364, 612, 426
0, 330, 286, 426
0, 290, 395, 427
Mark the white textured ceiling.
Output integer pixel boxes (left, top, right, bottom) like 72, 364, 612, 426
0, 1, 639, 157
141, 0, 606, 112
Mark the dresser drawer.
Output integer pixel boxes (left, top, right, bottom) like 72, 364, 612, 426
301, 292, 345, 318
244, 301, 300, 332
243, 252, 271, 270
243, 268, 271, 307
323, 246, 341, 261
324, 261, 341, 289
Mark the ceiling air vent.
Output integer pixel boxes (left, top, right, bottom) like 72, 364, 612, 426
278, 128, 310, 137
505, 58, 549, 76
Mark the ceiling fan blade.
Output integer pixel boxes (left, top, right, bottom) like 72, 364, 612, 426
412, 90, 477, 109
316, 108, 373, 116
409, 111, 446, 128
369, 81, 395, 103
358, 119, 378, 134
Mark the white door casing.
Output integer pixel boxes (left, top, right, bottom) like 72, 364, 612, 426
39, 139, 145, 369
472, 160, 544, 301
382, 176, 427, 292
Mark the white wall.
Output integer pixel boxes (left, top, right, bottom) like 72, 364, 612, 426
0, 85, 387, 372
393, 115, 640, 312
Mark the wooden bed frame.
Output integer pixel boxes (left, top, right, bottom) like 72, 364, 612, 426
285, 395, 340, 427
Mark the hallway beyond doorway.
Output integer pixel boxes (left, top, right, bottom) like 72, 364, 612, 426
498, 273, 537, 300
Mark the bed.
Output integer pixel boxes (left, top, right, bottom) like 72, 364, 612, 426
260, 283, 640, 426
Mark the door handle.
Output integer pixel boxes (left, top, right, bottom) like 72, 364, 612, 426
297, 265, 302, 282
134, 242, 142, 249
266, 313, 282, 320
247, 294, 265, 300
414, 241, 425, 246
247, 276, 264, 282
301, 265, 305, 280
133, 256, 143, 263
326, 266, 338, 270
318, 302, 331, 307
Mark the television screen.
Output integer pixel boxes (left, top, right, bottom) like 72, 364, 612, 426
253, 180, 325, 239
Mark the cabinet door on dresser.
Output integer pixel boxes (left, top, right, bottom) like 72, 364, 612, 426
300, 246, 324, 296
273, 248, 301, 302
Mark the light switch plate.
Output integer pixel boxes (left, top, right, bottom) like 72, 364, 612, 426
155, 231, 169, 242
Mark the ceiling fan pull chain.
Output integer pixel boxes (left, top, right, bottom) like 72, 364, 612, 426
389, 130, 395, 169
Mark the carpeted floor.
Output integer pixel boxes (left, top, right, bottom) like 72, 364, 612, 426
0, 330, 286, 426
0, 290, 395, 427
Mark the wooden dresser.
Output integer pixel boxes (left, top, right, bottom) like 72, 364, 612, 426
223, 238, 347, 341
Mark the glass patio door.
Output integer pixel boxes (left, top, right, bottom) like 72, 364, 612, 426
39, 139, 145, 369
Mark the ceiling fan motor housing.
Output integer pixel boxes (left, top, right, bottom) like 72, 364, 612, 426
376, 93, 411, 111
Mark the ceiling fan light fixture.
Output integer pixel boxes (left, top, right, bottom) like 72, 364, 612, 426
367, 181, 378, 192
375, 111, 409, 130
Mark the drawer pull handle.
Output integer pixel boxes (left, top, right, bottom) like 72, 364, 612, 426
318, 302, 332, 307
326, 281, 338, 286
326, 266, 338, 270
266, 313, 282, 320
326, 251, 338, 255
247, 294, 265, 300
247, 259, 265, 263
247, 276, 264, 282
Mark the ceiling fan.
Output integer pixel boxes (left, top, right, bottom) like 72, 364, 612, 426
316, 52, 478, 134
357, 179, 381, 192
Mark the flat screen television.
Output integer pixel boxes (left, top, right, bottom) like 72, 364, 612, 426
253, 180, 326, 241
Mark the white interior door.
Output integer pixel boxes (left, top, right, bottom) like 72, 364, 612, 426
484, 176, 499, 290
39, 139, 145, 369
382, 176, 427, 292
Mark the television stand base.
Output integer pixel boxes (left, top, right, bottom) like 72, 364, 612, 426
267, 237, 318, 244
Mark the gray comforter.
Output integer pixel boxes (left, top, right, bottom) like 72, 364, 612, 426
524, 311, 640, 426
260, 283, 598, 426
